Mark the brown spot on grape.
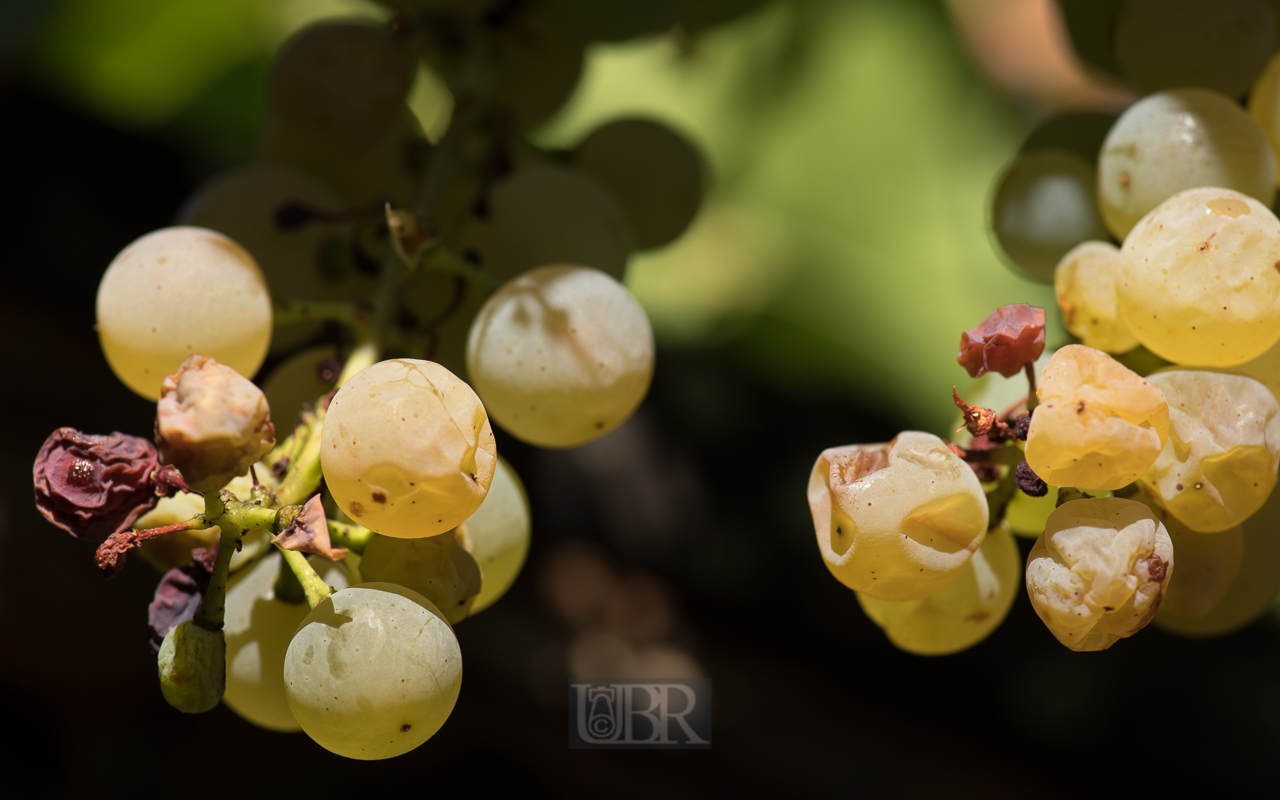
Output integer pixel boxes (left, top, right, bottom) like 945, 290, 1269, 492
372, 492, 386, 504
350, 501, 364, 517
1076, 401, 1085, 413
1176, 483, 1184, 491
400, 724, 412, 732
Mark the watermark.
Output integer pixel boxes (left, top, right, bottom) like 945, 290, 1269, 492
568, 679, 711, 749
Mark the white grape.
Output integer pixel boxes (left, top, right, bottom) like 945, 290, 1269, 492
284, 583, 461, 760
462, 456, 531, 614
466, 265, 654, 448
96, 226, 272, 400
1097, 89, 1276, 240
359, 531, 482, 624
320, 359, 496, 538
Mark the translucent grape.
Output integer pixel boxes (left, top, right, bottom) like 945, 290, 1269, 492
359, 531, 482, 624
990, 149, 1109, 283
1026, 497, 1173, 652
807, 431, 989, 602
1139, 370, 1280, 532
222, 552, 351, 732
574, 118, 704, 250
474, 165, 634, 284
1249, 51, 1280, 188
461, 455, 530, 614
262, 345, 339, 434
1113, 0, 1276, 99
268, 20, 418, 154
96, 226, 272, 400
1117, 187, 1280, 366
1024, 345, 1169, 491
176, 163, 371, 355
1155, 482, 1280, 636
857, 523, 1019, 656
284, 584, 461, 760
1134, 495, 1243, 621
466, 265, 654, 448
320, 359, 496, 538
1054, 241, 1139, 354
158, 619, 224, 713
1097, 89, 1276, 240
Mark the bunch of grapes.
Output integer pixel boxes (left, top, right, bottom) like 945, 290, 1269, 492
807, 0, 1280, 655
29, 0, 721, 760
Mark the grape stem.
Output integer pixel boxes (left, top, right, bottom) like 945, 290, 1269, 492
326, 520, 375, 554
274, 407, 327, 506
278, 548, 333, 609
1024, 363, 1039, 413
192, 494, 240, 633
272, 298, 370, 329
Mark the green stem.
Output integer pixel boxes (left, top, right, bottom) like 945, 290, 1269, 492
423, 246, 498, 291
193, 521, 240, 632
275, 409, 326, 507
326, 520, 376, 554
274, 554, 306, 604
273, 299, 369, 329
278, 548, 333, 609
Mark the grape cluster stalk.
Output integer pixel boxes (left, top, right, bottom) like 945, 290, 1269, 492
808, 0, 1280, 656
28, 0, 730, 760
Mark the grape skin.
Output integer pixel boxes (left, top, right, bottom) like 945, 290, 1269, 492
320, 359, 496, 538
1024, 345, 1169, 491
284, 584, 462, 760
1026, 498, 1173, 652
857, 523, 1019, 656
359, 531, 482, 624
96, 226, 272, 401
1117, 187, 1280, 367
462, 456, 531, 614
222, 552, 351, 732
1097, 89, 1276, 240
466, 266, 654, 448
1054, 241, 1139, 355
1139, 371, 1280, 533
807, 431, 988, 602
1133, 494, 1243, 621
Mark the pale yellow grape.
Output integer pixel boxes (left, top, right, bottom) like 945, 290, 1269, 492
807, 432, 988, 602
1117, 187, 1280, 366
1114, 0, 1276, 99
574, 118, 704, 250
857, 523, 1019, 656
96, 227, 272, 400
990, 149, 1110, 283
1054, 241, 1139, 354
359, 531, 481, 624
222, 551, 351, 732
1004, 486, 1059, 539
1249, 51, 1280, 189
466, 266, 654, 448
176, 163, 371, 355
1097, 89, 1276, 240
1139, 371, 1280, 532
321, 359, 496, 538
268, 20, 418, 154
1209, 337, 1280, 407
1024, 345, 1169, 491
1134, 494, 1243, 620
475, 165, 634, 284
1156, 482, 1280, 636
462, 456, 531, 614
284, 583, 461, 760
1026, 497, 1173, 651
262, 345, 339, 434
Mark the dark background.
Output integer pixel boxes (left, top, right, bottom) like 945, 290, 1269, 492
3, 1, 1280, 797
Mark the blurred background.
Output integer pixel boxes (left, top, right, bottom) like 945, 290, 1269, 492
2, 0, 1276, 796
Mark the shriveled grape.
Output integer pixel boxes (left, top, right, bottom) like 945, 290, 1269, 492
807, 431, 988, 602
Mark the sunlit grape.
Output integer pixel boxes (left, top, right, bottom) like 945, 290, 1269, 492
1054, 241, 1139, 354
1117, 187, 1280, 366
320, 359, 496, 538
96, 227, 272, 400
359, 530, 482, 624
1097, 89, 1276, 240
857, 523, 1019, 655
462, 456, 530, 614
1024, 345, 1169, 491
808, 431, 988, 602
466, 265, 654, 448
1026, 497, 1173, 651
1139, 371, 1280, 532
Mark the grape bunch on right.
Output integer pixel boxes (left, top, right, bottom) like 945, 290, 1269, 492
807, 0, 1280, 656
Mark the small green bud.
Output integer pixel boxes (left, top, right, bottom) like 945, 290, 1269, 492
158, 619, 226, 713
